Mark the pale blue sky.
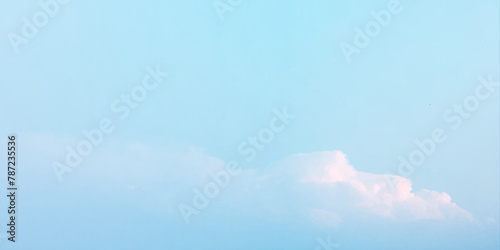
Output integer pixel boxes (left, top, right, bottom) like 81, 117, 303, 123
0, 0, 499, 249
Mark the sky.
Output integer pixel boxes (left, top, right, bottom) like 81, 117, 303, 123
0, 0, 499, 249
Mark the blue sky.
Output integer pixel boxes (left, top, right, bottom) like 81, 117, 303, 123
0, 0, 499, 249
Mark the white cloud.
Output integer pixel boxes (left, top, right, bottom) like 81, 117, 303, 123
233, 150, 475, 224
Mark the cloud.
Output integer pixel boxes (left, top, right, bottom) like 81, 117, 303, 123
231, 150, 474, 224
22, 132, 474, 225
